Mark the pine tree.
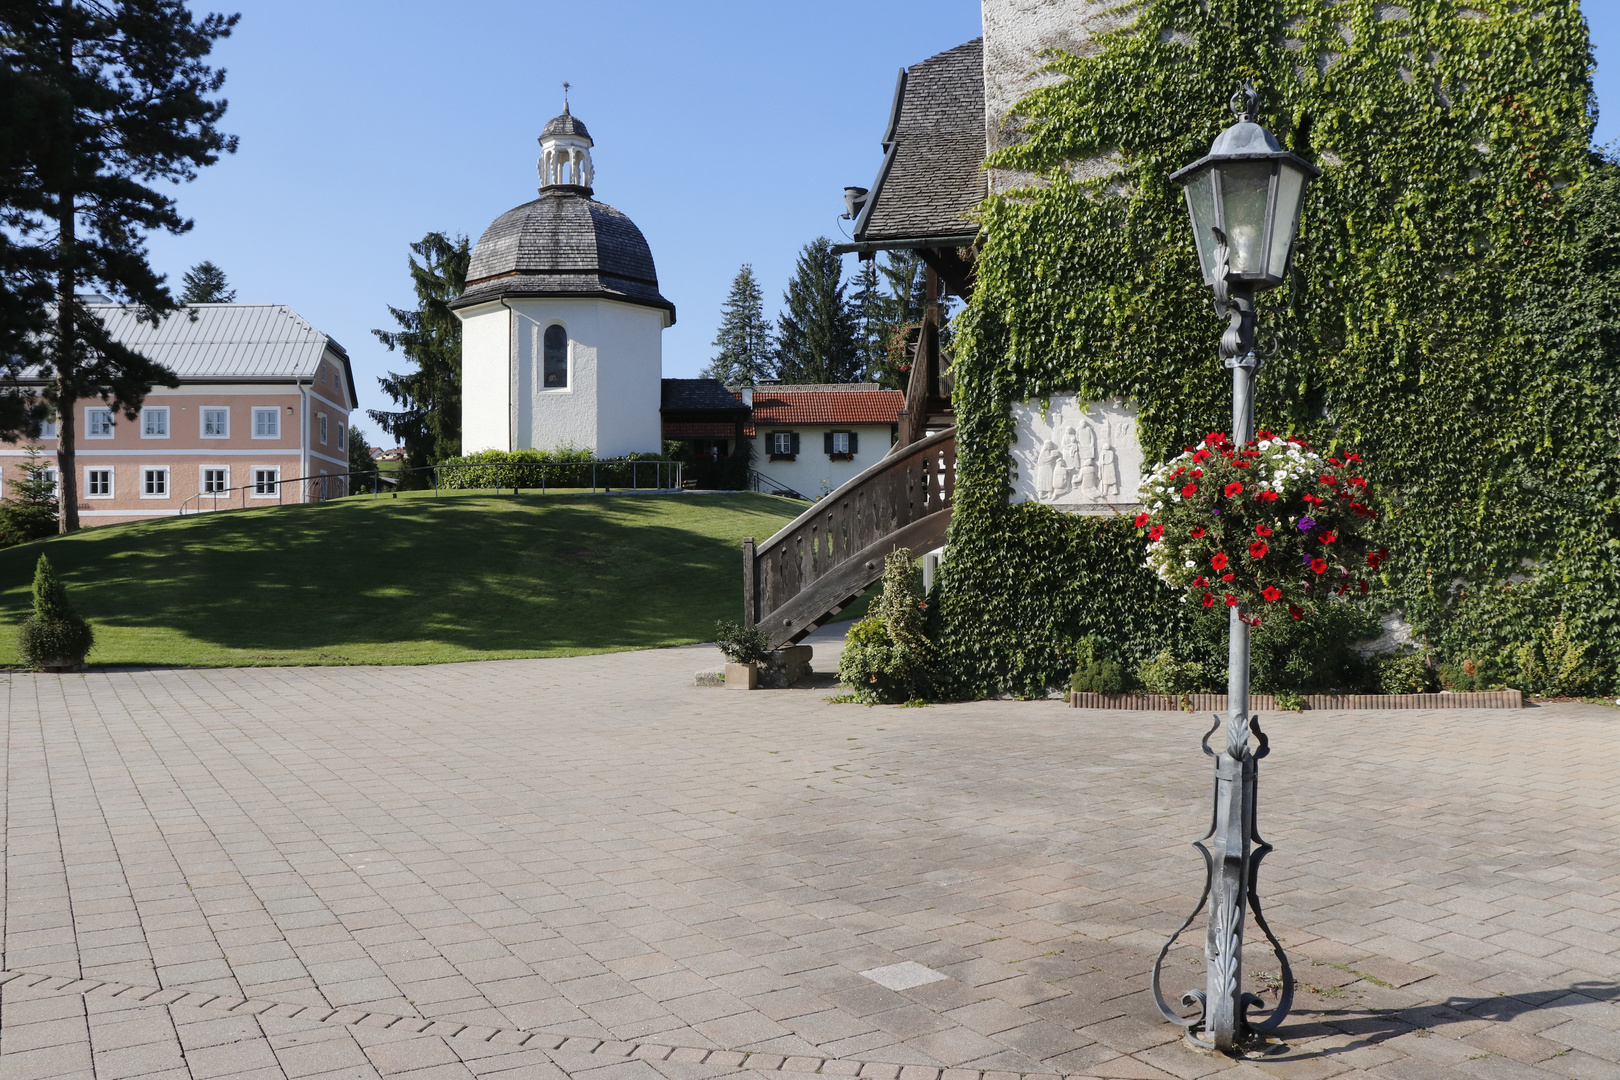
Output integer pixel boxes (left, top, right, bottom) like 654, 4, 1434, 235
853, 252, 930, 390
702, 265, 773, 385
17, 553, 94, 668
0, 444, 59, 546
347, 424, 379, 494
0, 0, 238, 531
773, 238, 861, 384
180, 260, 234, 303
369, 232, 470, 481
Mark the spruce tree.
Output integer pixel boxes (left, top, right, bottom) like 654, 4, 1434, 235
773, 238, 861, 384
702, 265, 773, 386
0, 0, 239, 532
0, 444, 59, 546
347, 424, 379, 493
180, 260, 234, 303
18, 553, 94, 668
370, 232, 470, 480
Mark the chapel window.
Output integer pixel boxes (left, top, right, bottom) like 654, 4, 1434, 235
543, 325, 568, 388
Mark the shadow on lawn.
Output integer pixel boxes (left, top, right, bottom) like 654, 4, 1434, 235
0, 495, 787, 654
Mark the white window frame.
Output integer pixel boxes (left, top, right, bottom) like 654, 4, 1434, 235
770, 432, 793, 456
200, 465, 230, 494
85, 407, 115, 439
252, 407, 281, 439
201, 407, 230, 439
251, 466, 280, 498
317, 412, 328, 445
140, 466, 170, 499
831, 431, 851, 455
337, 421, 346, 450
85, 467, 113, 499
141, 406, 170, 439
41, 418, 57, 439
42, 466, 59, 496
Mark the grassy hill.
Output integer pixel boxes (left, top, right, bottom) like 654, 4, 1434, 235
0, 492, 803, 667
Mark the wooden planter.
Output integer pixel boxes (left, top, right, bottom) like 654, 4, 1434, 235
724, 662, 758, 690
1068, 689, 1524, 710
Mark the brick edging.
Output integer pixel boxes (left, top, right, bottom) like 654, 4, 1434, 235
1068, 689, 1524, 710
0, 969, 1086, 1080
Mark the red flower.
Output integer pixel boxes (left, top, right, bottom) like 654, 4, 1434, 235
1366, 553, 1382, 569
1262, 585, 1282, 602
1256, 491, 1280, 503
1221, 572, 1236, 582
1320, 475, 1338, 486
1233, 460, 1250, 469
1171, 466, 1186, 479
1255, 524, 1273, 537
1202, 592, 1216, 608
1256, 429, 1274, 439
1190, 526, 1206, 538
1224, 482, 1244, 498
1320, 531, 1336, 543
1225, 593, 1239, 607
1328, 457, 1342, 467
1359, 578, 1369, 595
1147, 525, 1164, 541
1350, 476, 1367, 487
1311, 558, 1328, 574
1134, 512, 1150, 527
1192, 576, 1208, 587
1288, 604, 1304, 620
1302, 493, 1323, 505
1249, 540, 1269, 559
1180, 483, 1198, 497
1191, 468, 1203, 478
1211, 553, 1229, 570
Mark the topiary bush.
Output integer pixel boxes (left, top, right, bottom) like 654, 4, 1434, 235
18, 555, 94, 670
838, 548, 933, 703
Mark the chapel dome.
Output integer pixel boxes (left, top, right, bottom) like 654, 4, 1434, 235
541, 107, 591, 142
450, 112, 675, 322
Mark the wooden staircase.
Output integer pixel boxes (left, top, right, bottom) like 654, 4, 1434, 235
743, 427, 956, 649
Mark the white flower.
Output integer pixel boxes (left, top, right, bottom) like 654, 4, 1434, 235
1172, 494, 1181, 503
1185, 560, 1196, 568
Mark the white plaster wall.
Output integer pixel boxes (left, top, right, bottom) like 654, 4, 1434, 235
749, 425, 896, 501
457, 302, 512, 453
506, 297, 664, 457
981, 0, 1131, 191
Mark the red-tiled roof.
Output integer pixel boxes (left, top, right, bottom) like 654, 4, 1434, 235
745, 386, 904, 426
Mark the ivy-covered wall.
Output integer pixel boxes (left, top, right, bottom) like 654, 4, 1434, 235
934, 0, 1616, 698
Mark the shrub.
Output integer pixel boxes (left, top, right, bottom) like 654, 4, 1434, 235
17, 555, 94, 668
1136, 650, 1207, 694
1375, 651, 1433, 696
1237, 601, 1380, 693
1508, 614, 1595, 697
1070, 634, 1124, 694
1438, 656, 1507, 693
1274, 690, 1306, 712
838, 549, 933, 703
0, 445, 59, 547
713, 620, 770, 665
436, 448, 674, 490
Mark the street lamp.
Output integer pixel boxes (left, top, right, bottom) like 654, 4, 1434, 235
1151, 84, 1318, 1054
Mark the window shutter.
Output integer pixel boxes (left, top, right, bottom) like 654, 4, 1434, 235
791, 432, 800, 455
823, 432, 833, 455
848, 431, 858, 454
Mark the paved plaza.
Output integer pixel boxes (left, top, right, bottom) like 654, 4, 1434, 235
2, 642, 1618, 1080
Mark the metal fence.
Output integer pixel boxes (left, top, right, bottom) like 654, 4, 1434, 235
178, 459, 685, 516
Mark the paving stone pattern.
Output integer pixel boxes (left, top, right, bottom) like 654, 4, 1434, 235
3, 647, 1619, 1080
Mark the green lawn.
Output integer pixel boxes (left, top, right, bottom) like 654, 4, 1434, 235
0, 492, 802, 667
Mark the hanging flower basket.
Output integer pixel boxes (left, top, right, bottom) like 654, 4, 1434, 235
1136, 431, 1385, 624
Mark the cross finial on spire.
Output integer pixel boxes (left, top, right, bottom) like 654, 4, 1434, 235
562, 81, 571, 113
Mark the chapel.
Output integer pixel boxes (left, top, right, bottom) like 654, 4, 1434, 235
451, 104, 675, 457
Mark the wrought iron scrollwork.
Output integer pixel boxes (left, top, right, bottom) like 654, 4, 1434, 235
1151, 714, 1293, 1051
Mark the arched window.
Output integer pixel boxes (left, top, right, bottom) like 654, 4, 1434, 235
543, 324, 568, 388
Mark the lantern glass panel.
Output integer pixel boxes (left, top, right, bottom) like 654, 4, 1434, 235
1266, 162, 1307, 280
1184, 170, 1219, 283
1216, 161, 1273, 275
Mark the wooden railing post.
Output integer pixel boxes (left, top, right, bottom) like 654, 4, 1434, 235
742, 537, 757, 627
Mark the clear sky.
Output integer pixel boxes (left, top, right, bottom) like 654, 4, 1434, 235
142, 2, 1620, 438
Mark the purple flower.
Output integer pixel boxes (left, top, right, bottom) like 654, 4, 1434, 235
1297, 516, 1317, 532
1211, 507, 1221, 516
1300, 553, 1312, 565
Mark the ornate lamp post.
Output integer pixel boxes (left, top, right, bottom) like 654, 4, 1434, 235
1150, 84, 1319, 1053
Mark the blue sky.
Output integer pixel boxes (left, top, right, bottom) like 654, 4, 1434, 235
143, 2, 1619, 434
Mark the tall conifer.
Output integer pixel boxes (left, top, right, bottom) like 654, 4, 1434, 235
703, 265, 773, 386
773, 238, 860, 384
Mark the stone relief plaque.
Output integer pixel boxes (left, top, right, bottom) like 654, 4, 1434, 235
1009, 395, 1142, 514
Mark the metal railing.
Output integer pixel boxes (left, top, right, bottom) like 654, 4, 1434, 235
747, 468, 808, 500
178, 459, 685, 515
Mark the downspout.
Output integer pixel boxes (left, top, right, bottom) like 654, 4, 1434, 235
298, 378, 310, 501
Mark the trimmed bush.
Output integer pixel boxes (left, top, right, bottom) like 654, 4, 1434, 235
436, 448, 674, 490
713, 620, 770, 665
1070, 634, 1124, 694
18, 555, 93, 669
838, 549, 933, 703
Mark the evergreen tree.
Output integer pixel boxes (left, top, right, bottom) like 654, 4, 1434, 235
369, 232, 470, 481
854, 251, 929, 390
0, 444, 59, 546
0, 0, 238, 531
180, 260, 234, 303
17, 553, 94, 668
702, 264, 773, 385
347, 423, 379, 494
773, 238, 861, 384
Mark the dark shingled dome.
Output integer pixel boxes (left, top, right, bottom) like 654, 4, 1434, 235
451, 189, 675, 320
541, 108, 591, 142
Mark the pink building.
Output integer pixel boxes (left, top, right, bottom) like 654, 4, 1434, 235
5, 303, 355, 525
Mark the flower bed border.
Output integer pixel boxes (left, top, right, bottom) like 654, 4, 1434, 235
1068, 689, 1523, 710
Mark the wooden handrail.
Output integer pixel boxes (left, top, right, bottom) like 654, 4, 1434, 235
744, 427, 955, 648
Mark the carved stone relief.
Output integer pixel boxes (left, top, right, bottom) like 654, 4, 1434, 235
1009, 395, 1142, 513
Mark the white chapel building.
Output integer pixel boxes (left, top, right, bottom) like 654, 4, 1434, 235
452, 106, 675, 456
